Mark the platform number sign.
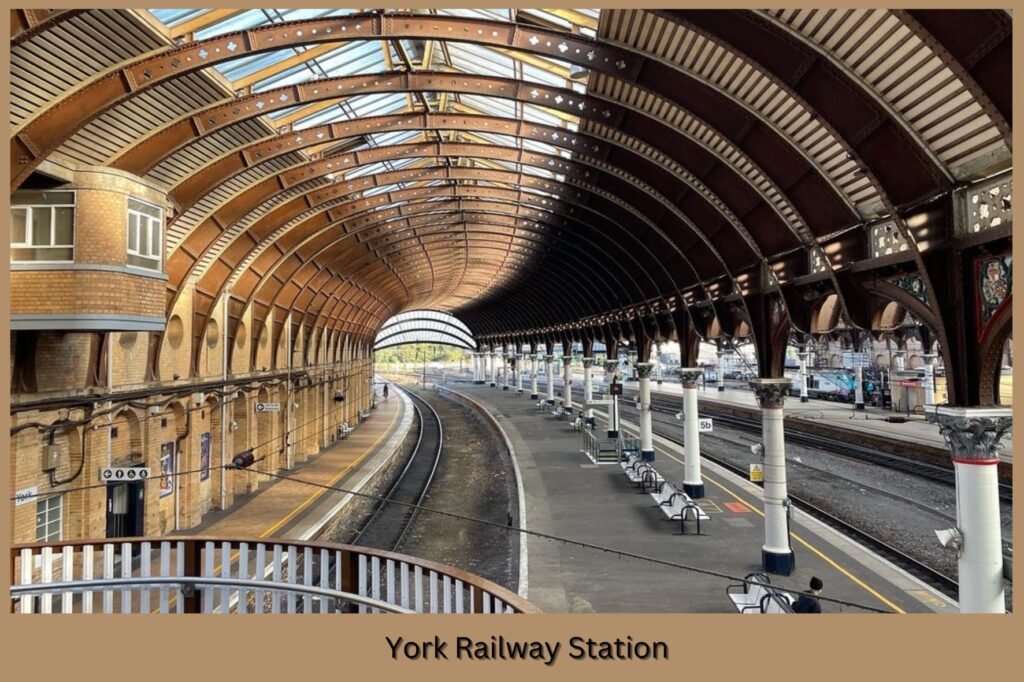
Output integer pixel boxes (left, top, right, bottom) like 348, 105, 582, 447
255, 402, 281, 413
698, 418, 714, 433
100, 467, 151, 483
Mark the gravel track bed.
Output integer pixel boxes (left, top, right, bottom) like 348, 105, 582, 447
394, 385, 519, 594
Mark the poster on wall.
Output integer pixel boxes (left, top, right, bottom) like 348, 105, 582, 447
200, 432, 211, 482
159, 442, 174, 498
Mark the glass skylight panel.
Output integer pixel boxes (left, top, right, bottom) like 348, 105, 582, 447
460, 95, 516, 119
348, 92, 408, 118
448, 44, 515, 79
522, 103, 569, 127
521, 61, 569, 88
371, 130, 423, 147
217, 49, 294, 82
193, 9, 273, 40
291, 104, 348, 129
436, 8, 514, 23
150, 9, 206, 26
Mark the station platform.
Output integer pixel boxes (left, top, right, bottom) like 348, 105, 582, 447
631, 379, 1013, 462
445, 368, 1012, 464
184, 388, 414, 542
438, 381, 958, 614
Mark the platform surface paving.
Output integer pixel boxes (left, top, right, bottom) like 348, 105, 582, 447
446, 381, 958, 614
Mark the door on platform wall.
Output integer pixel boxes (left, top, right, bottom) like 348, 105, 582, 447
105, 468, 145, 539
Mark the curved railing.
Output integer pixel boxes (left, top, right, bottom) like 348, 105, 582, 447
10, 537, 538, 614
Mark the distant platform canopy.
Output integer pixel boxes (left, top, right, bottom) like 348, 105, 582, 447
373, 310, 475, 351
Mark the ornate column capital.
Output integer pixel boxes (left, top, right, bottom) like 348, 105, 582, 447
749, 379, 792, 408
921, 353, 937, 365
635, 362, 654, 378
582, 357, 594, 368
934, 407, 1012, 462
678, 367, 704, 386
603, 360, 618, 373
796, 351, 808, 361
545, 354, 556, 363
893, 350, 907, 358
562, 355, 573, 366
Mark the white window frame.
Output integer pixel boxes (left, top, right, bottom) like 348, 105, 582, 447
35, 495, 63, 543
126, 197, 163, 272
10, 190, 76, 264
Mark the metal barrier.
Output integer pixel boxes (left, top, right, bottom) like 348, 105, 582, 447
582, 429, 620, 463
10, 537, 538, 614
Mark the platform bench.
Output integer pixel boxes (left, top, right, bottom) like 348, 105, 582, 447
649, 479, 710, 533
338, 422, 353, 439
727, 573, 794, 614
621, 454, 663, 489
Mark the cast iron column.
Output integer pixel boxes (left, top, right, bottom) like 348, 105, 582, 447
545, 354, 556, 404
935, 407, 1011, 613
636, 362, 655, 461
562, 355, 573, 410
604, 359, 619, 438
680, 368, 705, 498
797, 351, 809, 403
751, 378, 794, 575
582, 357, 595, 427
530, 353, 540, 400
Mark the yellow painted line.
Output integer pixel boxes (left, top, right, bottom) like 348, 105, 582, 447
153, 401, 403, 612
613, 418, 907, 614
257, 403, 401, 538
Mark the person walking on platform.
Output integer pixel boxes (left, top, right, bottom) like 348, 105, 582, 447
383, 384, 389, 401
791, 576, 823, 613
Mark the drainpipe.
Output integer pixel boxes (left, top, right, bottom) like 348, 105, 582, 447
220, 294, 229, 509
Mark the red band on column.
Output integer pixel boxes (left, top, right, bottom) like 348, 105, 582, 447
951, 457, 1001, 465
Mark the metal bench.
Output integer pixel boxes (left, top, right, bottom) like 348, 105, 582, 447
649, 480, 710, 533
727, 573, 794, 614
338, 422, 353, 439
620, 454, 663, 489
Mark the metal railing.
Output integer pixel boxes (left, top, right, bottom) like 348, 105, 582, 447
10, 537, 539, 614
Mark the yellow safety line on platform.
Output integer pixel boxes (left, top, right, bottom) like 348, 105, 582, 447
153, 400, 402, 613
617, 420, 907, 614
258, 402, 401, 538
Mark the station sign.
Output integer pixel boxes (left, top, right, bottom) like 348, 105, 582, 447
698, 418, 714, 433
14, 486, 38, 506
99, 467, 150, 483
255, 402, 281, 413
749, 463, 763, 483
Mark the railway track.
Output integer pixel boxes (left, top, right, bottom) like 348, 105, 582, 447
351, 385, 444, 552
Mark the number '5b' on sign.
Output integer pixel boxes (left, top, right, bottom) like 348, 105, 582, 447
698, 418, 713, 432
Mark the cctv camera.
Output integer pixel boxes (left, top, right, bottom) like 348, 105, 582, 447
935, 528, 962, 552
750, 443, 764, 457
674, 412, 683, 420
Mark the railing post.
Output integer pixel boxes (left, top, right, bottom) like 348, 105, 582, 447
183, 540, 202, 613
341, 549, 360, 613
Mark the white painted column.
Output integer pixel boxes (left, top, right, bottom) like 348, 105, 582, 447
636, 363, 655, 461
893, 349, 907, 372
475, 353, 483, 383
489, 351, 498, 387
502, 352, 510, 390
545, 355, 556, 404
797, 351, 809, 403
516, 354, 524, 393
604, 359, 620, 438
751, 379, 794, 575
680, 368, 705, 498
655, 343, 663, 384
562, 355, 573, 410
582, 357, 595, 426
627, 350, 638, 382
717, 350, 727, 391
922, 354, 937, 407
935, 407, 1011, 613
854, 364, 865, 410
530, 353, 540, 400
